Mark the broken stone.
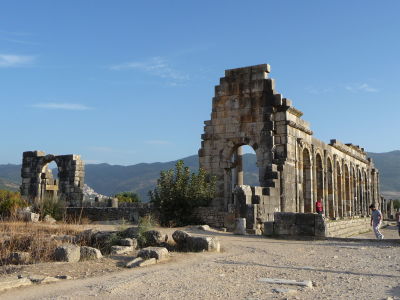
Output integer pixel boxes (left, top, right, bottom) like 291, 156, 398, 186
258, 278, 313, 288
198, 225, 210, 231
273, 288, 297, 294
119, 238, 137, 248
142, 230, 166, 246
55, 275, 72, 280
125, 257, 157, 268
54, 244, 80, 262
233, 218, 246, 235
8, 251, 31, 265
172, 230, 191, 244
29, 275, 60, 284
121, 227, 139, 239
137, 247, 169, 261
110, 245, 134, 255
187, 236, 220, 252
43, 214, 56, 224
80, 246, 102, 260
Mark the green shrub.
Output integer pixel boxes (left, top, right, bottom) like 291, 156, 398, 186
33, 197, 66, 221
114, 192, 140, 203
0, 190, 28, 217
136, 215, 158, 247
149, 160, 216, 226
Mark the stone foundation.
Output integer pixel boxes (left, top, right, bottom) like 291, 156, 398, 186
191, 207, 227, 228
264, 212, 380, 238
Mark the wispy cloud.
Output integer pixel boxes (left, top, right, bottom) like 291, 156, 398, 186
31, 102, 92, 111
345, 83, 378, 93
110, 56, 189, 84
0, 54, 35, 67
144, 140, 172, 145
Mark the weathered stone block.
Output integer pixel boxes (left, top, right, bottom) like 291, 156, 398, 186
295, 213, 315, 225
54, 244, 80, 262
137, 247, 169, 261
263, 221, 274, 236
187, 236, 220, 252
80, 246, 102, 260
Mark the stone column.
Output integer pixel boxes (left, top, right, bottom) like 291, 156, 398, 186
233, 146, 244, 186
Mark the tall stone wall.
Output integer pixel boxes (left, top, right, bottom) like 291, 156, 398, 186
21, 151, 85, 206
199, 64, 381, 230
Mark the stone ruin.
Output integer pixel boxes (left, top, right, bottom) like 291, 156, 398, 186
199, 64, 382, 231
20, 151, 84, 206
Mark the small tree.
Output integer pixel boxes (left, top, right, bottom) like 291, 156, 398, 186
149, 160, 216, 226
0, 190, 28, 217
115, 192, 140, 203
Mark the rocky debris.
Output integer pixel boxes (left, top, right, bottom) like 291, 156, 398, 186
54, 244, 81, 262
119, 238, 137, 248
187, 236, 220, 252
172, 230, 191, 249
198, 225, 211, 231
8, 251, 31, 265
80, 246, 102, 260
43, 215, 56, 224
258, 278, 313, 288
142, 230, 167, 246
55, 275, 72, 280
53, 235, 76, 243
122, 227, 139, 239
24, 212, 40, 223
110, 246, 134, 255
126, 257, 157, 268
137, 247, 169, 261
91, 231, 119, 251
273, 288, 297, 294
0, 277, 32, 292
234, 218, 246, 235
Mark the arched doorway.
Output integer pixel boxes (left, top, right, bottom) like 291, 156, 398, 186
337, 164, 343, 217
327, 158, 334, 218
303, 148, 312, 213
315, 154, 324, 204
39, 161, 59, 202
344, 165, 350, 216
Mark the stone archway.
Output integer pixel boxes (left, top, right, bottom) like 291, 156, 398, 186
21, 151, 85, 206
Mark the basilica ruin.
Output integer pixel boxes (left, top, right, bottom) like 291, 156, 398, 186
199, 64, 381, 232
20, 151, 85, 206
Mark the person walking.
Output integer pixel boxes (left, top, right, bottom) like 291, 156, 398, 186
315, 198, 323, 215
369, 204, 384, 240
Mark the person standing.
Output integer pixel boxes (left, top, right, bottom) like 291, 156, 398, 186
369, 204, 384, 240
315, 198, 323, 215
396, 208, 400, 237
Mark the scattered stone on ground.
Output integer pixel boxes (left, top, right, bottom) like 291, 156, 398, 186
187, 236, 220, 252
125, 257, 157, 268
137, 247, 169, 261
142, 230, 166, 246
198, 225, 210, 231
43, 215, 56, 224
28, 275, 60, 284
0, 277, 32, 292
54, 244, 81, 263
121, 227, 138, 239
119, 238, 137, 248
80, 246, 102, 261
110, 246, 134, 255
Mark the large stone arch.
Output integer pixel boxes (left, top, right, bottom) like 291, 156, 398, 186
21, 151, 85, 207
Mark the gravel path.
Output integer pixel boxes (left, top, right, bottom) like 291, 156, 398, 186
1, 226, 399, 300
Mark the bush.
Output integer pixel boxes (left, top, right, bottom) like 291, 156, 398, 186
114, 192, 140, 203
136, 215, 158, 247
0, 190, 28, 217
33, 197, 66, 221
149, 160, 216, 226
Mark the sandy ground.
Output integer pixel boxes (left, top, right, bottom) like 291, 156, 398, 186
0, 224, 399, 300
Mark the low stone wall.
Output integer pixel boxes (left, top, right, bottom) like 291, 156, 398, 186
264, 212, 379, 238
325, 217, 373, 238
192, 207, 227, 228
66, 204, 152, 223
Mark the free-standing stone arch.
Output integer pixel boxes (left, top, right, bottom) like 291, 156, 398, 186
20, 151, 85, 206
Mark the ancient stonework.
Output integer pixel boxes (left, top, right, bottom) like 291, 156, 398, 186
20, 151, 85, 206
199, 64, 380, 229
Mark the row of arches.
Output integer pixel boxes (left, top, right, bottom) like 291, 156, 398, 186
300, 147, 378, 219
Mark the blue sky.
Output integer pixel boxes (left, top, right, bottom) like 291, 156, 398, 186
1, 1, 399, 165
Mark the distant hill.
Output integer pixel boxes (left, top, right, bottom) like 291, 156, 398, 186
0, 151, 398, 201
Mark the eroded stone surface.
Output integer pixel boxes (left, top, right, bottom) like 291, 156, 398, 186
54, 244, 80, 263
137, 247, 169, 261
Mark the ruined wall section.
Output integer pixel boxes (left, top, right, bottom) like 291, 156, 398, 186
21, 151, 85, 207
199, 64, 281, 210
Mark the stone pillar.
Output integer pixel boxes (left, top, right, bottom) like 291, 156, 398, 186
234, 146, 244, 186
234, 218, 246, 235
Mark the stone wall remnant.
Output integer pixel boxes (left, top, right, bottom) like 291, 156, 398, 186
20, 151, 84, 206
199, 64, 381, 230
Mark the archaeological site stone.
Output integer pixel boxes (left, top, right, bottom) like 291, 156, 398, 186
8, 252, 31, 265
110, 246, 134, 255
119, 238, 137, 248
20, 151, 84, 206
142, 230, 166, 246
138, 247, 169, 261
54, 244, 81, 263
199, 64, 382, 231
80, 246, 103, 260
187, 236, 221, 252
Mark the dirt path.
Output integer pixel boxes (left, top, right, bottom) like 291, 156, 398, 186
1, 226, 399, 300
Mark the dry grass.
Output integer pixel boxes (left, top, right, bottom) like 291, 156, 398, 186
0, 221, 84, 269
